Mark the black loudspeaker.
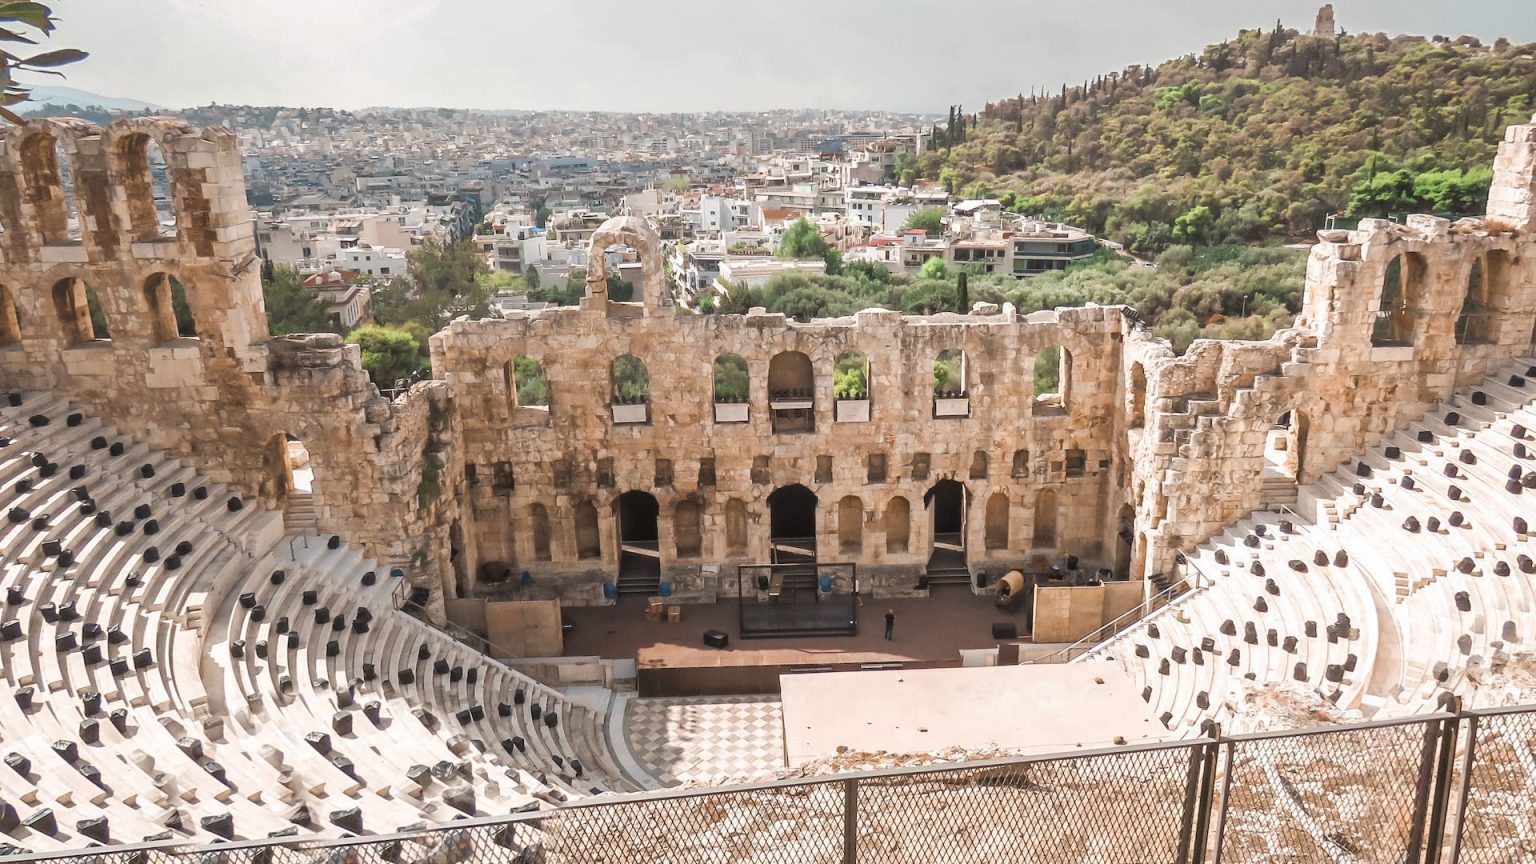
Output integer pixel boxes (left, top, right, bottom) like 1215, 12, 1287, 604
703, 629, 729, 649
991, 622, 1018, 640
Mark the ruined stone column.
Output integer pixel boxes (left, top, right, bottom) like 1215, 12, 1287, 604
1488, 115, 1536, 231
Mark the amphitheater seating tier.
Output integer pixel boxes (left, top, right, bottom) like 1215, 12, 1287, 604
0, 392, 633, 853
1091, 360, 1536, 733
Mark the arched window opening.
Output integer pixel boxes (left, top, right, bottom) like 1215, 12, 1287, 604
1012, 449, 1031, 478
1128, 362, 1147, 428
969, 450, 989, 480
884, 496, 910, 554
725, 498, 749, 557
596, 242, 646, 304
1459, 251, 1510, 346
1456, 257, 1484, 345
984, 492, 1009, 551
1033, 489, 1058, 546
21, 134, 69, 244
53, 141, 80, 241
530, 504, 552, 562
0, 284, 19, 346
933, 349, 968, 417
713, 353, 749, 402
768, 350, 815, 433
574, 499, 600, 560
713, 353, 749, 422
674, 499, 702, 558
834, 351, 870, 422
83, 283, 110, 340
143, 273, 195, 342
144, 138, 176, 238
511, 355, 549, 408
933, 349, 966, 397
51, 278, 100, 344
1034, 345, 1071, 413
768, 484, 818, 565
1372, 253, 1425, 347
121, 134, 177, 241
611, 355, 649, 424
837, 495, 863, 555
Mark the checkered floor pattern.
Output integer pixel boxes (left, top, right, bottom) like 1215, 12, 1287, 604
625, 695, 785, 786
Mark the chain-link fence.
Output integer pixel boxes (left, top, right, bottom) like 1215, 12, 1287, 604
13, 705, 1536, 864
1215, 716, 1448, 863
1449, 707, 1536, 864
854, 740, 1206, 864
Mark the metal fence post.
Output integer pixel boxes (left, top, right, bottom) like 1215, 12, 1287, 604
1177, 732, 1217, 864
1190, 726, 1221, 864
843, 777, 858, 864
1446, 711, 1481, 864
1406, 711, 1450, 864
1423, 702, 1463, 864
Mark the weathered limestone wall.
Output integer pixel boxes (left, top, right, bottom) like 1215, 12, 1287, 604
435, 297, 1129, 599
0, 118, 453, 593
1130, 116, 1536, 575
6, 115, 1536, 616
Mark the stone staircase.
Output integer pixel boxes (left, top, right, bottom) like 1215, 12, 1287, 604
1260, 474, 1299, 511
282, 491, 318, 533
1088, 358, 1536, 733
616, 543, 662, 595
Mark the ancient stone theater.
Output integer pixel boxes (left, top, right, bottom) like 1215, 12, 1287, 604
3, 114, 1536, 858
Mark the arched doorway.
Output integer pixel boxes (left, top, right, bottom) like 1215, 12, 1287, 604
767, 484, 818, 568
1114, 504, 1135, 578
615, 491, 660, 594
1262, 410, 1305, 510
449, 518, 467, 597
923, 479, 967, 578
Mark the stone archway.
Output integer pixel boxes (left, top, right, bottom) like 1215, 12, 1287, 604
1262, 409, 1306, 510
614, 491, 660, 595
768, 484, 818, 566
923, 478, 967, 577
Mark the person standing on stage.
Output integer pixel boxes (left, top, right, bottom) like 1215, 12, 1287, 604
884, 609, 895, 640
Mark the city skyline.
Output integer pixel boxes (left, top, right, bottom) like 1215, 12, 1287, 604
46, 0, 1536, 114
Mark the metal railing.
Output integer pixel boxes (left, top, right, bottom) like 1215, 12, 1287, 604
1023, 556, 1211, 665
11, 701, 1536, 863
394, 585, 518, 661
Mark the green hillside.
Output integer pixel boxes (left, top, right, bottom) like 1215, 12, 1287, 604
914, 26, 1536, 254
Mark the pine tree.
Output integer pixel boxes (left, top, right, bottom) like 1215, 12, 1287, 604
956, 270, 969, 313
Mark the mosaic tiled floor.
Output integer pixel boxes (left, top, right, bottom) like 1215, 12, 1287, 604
625, 695, 785, 786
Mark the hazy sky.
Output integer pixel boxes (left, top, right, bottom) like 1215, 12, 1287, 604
44, 0, 1536, 114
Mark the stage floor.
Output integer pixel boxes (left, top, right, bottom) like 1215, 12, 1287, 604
560, 585, 1030, 663
779, 663, 1170, 764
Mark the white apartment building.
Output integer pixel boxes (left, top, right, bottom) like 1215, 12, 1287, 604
339, 246, 408, 279
844, 185, 918, 231
715, 258, 827, 291
493, 226, 548, 275
696, 196, 761, 233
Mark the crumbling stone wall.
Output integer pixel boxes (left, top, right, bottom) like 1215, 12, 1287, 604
0, 118, 455, 597
1130, 116, 1536, 576
6, 115, 1536, 616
